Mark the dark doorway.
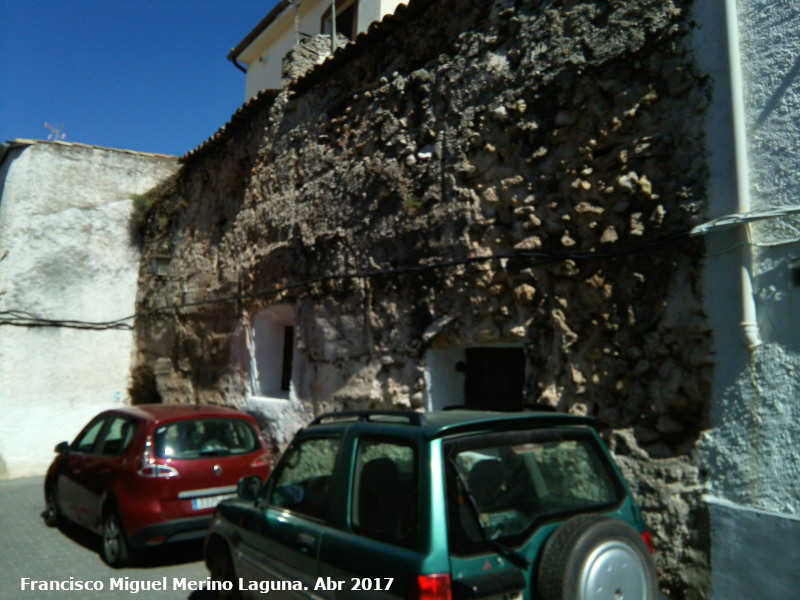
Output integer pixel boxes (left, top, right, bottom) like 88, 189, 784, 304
335, 4, 355, 39
321, 1, 357, 41
463, 347, 525, 410
281, 326, 294, 392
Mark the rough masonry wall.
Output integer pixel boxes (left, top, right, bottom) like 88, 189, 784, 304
135, 0, 711, 596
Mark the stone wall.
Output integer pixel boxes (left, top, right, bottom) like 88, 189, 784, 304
134, 0, 711, 596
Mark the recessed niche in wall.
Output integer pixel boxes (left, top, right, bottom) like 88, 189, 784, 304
250, 305, 295, 399
791, 258, 800, 288
424, 345, 526, 411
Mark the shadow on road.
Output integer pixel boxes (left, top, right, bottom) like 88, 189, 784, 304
46, 513, 204, 568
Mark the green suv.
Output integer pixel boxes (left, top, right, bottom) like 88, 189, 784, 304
205, 410, 659, 599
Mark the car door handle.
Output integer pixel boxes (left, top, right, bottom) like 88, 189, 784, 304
296, 533, 316, 553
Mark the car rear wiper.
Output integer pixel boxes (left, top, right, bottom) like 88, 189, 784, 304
448, 458, 531, 569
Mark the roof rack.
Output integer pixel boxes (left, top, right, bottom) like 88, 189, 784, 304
309, 410, 428, 427
441, 404, 560, 413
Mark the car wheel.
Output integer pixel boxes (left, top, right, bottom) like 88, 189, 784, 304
102, 508, 130, 567
43, 486, 60, 527
535, 514, 658, 600
208, 543, 240, 600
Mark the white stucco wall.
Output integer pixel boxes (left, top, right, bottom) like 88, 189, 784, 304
355, 0, 406, 33
240, 4, 303, 99
696, 0, 800, 516
0, 141, 178, 480
726, 0, 800, 515
694, 0, 800, 597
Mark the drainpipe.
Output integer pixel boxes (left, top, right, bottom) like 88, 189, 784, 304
230, 57, 247, 74
330, 0, 338, 54
725, 0, 762, 349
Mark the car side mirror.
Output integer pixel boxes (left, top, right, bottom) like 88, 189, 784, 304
54, 441, 69, 455
238, 476, 262, 502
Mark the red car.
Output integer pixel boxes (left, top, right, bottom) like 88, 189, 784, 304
43, 404, 270, 566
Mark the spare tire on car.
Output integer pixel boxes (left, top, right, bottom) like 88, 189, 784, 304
535, 514, 659, 600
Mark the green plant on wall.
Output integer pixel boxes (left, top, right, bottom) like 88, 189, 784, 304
403, 195, 423, 212
128, 172, 187, 245
130, 193, 150, 224
129, 192, 156, 244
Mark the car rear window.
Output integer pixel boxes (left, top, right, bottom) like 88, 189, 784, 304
153, 418, 260, 460
444, 429, 623, 552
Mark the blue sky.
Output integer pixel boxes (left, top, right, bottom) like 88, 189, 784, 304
1, 1, 279, 157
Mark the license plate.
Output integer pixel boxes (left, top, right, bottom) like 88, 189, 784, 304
191, 494, 235, 510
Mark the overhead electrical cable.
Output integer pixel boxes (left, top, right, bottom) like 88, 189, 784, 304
0, 225, 697, 332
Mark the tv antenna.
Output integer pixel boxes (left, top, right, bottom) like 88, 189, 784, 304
44, 122, 66, 141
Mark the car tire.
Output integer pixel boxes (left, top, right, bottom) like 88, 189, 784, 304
208, 542, 240, 600
102, 507, 131, 568
43, 485, 60, 527
535, 514, 658, 600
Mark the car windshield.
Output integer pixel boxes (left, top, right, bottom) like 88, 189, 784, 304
153, 418, 259, 460
445, 429, 622, 551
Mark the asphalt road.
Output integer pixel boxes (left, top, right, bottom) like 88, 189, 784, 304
0, 476, 213, 600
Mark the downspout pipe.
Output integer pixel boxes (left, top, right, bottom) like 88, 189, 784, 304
725, 0, 762, 349
230, 56, 248, 74
330, 0, 338, 54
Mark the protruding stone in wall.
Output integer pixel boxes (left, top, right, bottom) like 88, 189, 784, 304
282, 34, 350, 84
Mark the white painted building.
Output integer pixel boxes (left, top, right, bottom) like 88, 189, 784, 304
228, 0, 405, 98
0, 140, 178, 480
693, 0, 800, 597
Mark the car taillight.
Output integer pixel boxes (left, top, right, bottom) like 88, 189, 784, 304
412, 574, 452, 600
137, 434, 179, 478
641, 530, 655, 554
138, 464, 179, 478
250, 452, 270, 469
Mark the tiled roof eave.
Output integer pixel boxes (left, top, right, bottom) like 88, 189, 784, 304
180, 89, 280, 164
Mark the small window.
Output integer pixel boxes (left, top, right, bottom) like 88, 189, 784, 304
352, 439, 418, 547
425, 345, 527, 411
152, 418, 259, 460
463, 347, 525, 410
321, 0, 356, 40
250, 306, 295, 399
72, 418, 107, 454
269, 437, 341, 521
99, 417, 139, 456
791, 258, 800, 288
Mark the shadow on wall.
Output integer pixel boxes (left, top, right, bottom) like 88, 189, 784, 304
129, 364, 162, 405
755, 55, 800, 128
708, 497, 800, 598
